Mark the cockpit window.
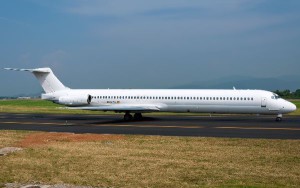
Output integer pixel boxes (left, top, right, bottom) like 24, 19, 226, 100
271, 93, 280, 99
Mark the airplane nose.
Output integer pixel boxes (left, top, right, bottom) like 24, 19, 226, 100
287, 102, 297, 112
291, 103, 297, 111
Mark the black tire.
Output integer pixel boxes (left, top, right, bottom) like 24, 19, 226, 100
124, 113, 133, 121
134, 113, 143, 120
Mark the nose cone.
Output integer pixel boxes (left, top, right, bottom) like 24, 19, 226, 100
286, 102, 297, 113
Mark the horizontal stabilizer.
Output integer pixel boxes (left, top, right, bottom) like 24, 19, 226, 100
4, 68, 50, 73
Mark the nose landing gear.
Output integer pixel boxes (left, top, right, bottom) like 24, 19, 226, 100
276, 114, 282, 122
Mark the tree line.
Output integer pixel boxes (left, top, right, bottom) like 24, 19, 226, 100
274, 89, 300, 99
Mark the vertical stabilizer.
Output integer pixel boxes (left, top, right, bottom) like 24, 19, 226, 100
4, 67, 69, 93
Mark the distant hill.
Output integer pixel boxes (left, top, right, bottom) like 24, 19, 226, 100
171, 75, 300, 91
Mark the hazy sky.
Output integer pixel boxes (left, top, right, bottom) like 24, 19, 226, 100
1, 0, 300, 95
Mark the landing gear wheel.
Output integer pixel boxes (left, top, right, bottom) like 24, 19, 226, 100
276, 114, 282, 122
134, 113, 143, 120
124, 113, 133, 121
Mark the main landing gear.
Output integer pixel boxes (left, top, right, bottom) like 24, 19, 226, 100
276, 114, 282, 122
123, 112, 143, 121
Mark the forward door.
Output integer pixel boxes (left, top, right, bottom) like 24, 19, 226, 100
261, 97, 267, 107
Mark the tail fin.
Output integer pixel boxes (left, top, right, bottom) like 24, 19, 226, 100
4, 67, 69, 93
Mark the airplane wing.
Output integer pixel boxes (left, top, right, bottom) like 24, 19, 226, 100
66, 104, 161, 113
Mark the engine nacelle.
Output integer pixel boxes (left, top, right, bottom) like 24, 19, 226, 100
58, 95, 92, 107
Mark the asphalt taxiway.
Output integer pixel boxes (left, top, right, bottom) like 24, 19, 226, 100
0, 113, 299, 139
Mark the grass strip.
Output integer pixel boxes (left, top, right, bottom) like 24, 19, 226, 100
0, 131, 299, 187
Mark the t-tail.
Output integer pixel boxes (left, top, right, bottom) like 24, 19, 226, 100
4, 68, 69, 93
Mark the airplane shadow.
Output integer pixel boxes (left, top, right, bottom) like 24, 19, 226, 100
53, 115, 159, 124
87, 117, 159, 125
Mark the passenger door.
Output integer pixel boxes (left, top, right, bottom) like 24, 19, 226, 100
261, 97, 267, 107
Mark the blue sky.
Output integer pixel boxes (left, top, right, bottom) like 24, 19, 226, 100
1, 0, 300, 95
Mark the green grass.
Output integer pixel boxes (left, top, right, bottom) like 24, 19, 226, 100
0, 99, 299, 116
0, 99, 58, 107
0, 131, 300, 187
0, 99, 112, 115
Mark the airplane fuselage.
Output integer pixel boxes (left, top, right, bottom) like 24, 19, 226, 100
42, 89, 296, 115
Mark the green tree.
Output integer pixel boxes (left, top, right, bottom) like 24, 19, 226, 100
295, 89, 300, 97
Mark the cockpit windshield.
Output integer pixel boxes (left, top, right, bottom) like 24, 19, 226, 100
271, 93, 280, 99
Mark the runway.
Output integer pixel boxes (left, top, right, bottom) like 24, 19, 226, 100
0, 113, 300, 139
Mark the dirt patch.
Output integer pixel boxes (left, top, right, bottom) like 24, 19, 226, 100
17, 132, 124, 148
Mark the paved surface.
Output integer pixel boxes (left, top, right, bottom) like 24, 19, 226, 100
0, 113, 300, 139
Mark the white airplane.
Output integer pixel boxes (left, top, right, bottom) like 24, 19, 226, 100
5, 67, 296, 121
